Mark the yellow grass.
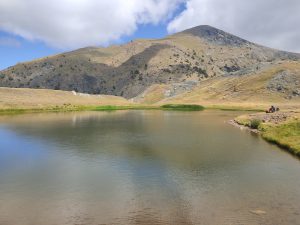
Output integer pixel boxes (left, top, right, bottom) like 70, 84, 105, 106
0, 87, 130, 110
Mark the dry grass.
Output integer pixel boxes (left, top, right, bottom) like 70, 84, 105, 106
0, 87, 130, 109
151, 61, 300, 110
133, 84, 167, 104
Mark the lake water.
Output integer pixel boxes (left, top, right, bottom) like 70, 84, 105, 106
0, 110, 299, 225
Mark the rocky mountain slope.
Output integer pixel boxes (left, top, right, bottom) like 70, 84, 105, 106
0, 25, 299, 103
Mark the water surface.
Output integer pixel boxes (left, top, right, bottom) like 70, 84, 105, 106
0, 110, 299, 225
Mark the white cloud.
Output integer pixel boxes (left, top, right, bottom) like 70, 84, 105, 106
167, 0, 300, 52
0, 0, 183, 49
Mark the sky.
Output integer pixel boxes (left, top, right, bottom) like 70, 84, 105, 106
1, 0, 300, 70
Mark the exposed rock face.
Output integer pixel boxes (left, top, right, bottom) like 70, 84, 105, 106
0, 25, 299, 99
180, 25, 250, 46
164, 81, 198, 98
267, 70, 300, 98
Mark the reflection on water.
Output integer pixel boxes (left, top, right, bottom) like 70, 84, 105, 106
0, 111, 299, 225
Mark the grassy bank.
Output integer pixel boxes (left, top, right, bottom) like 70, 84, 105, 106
260, 121, 300, 157
206, 105, 264, 112
92, 105, 160, 111
0, 104, 206, 115
0, 105, 158, 115
235, 114, 300, 158
0, 104, 272, 115
0, 104, 90, 115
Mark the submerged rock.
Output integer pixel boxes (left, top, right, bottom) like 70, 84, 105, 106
250, 209, 267, 215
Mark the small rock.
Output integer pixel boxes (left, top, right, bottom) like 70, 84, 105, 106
250, 209, 267, 215
292, 90, 300, 96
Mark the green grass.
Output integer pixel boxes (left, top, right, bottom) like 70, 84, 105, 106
250, 119, 262, 129
0, 104, 206, 115
0, 105, 161, 115
220, 108, 264, 112
161, 104, 205, 111
235, 115, 300, 158
207, 105, 264, 112
1, 103, 268, 115
0, 105, 88, 115
91, 105, 159, 111
260, 121, 300, 157
0, 108, 28, 115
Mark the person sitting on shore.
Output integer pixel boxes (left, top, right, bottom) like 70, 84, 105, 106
266, 105, 276, 113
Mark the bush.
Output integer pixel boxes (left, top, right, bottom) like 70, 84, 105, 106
250, 119, 261, 129
161, 104, 205, 111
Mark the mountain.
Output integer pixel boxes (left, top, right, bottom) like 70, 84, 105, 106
180, 25, 251, 46
0, 25, 300, 104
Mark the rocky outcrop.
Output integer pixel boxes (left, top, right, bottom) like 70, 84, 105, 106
180, 25, 250, 46
267, 70, 300, 98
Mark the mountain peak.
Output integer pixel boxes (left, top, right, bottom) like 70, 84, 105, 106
178, 25, 250, 47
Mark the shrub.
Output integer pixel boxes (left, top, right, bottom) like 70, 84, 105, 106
130, 74, 136, 79
161, 104, 205, 111
250, 119, 261, 129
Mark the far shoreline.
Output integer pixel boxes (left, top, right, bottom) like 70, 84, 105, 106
0, 86, 298, 159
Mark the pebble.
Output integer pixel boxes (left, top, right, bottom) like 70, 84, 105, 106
250, 209, 267, 215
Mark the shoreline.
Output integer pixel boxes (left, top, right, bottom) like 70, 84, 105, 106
228, 119, 260, 134
0, 102, 268, 115
0, 105, 160, 115
0, 104, 209, 115
233, 112, 300, 159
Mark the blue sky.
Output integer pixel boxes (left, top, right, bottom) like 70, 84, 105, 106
0, 32, 59, 70
1, 25, 160, 70
0, 1, 186, 70
0, 23, 171, 70
1, 0, 299, 70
